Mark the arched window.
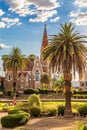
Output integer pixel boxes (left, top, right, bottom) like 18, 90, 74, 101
35, 69, 39, 81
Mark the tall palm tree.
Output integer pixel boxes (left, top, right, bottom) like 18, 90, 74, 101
2, 47, 28, 100
43, 23, 87, 117
28, 54, 35, 88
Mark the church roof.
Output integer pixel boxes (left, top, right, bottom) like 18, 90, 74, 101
41, 24, 48, 49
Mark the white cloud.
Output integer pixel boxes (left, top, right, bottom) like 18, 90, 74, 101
0, 9, 5, 16
69, 10, 87, 26
6, 0, 60, 22
74, 0, 87, 8
29, 10, 57, 22
0, 43, 11, 49
0, 17, 22, 28
50, 17, 60, 22
0, 22, 6, 28
28, 0, 60, 10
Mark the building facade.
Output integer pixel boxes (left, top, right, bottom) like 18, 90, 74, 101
4, 24, 51, 91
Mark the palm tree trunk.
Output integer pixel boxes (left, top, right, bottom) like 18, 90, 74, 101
13, 67, 17, 101
64, 72, 73, 117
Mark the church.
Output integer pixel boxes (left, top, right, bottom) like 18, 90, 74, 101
4, 24, 51, 91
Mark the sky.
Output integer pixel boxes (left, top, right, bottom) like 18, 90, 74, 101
0, 0, 87, 70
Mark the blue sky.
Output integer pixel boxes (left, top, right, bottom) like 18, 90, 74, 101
0, 0, 87, 69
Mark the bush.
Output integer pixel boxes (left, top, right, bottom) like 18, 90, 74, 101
37, 88, 55, 94
58, 105, 65, 116
0, 91, 3, 97
48, 109, 57, 116
1, 114, 27, 128
30, 106, 41, 117
1, 109, 30, 128
8, 109, 30, 120
78, 105, 87, 116
6, 90, 13, 97
16, 102, 30, 112
6, 90, 19, 97
28, 94, 41, 107
77, 122, 87, 130
24, 88, 36, 94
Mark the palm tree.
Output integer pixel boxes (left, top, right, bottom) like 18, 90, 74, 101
43, 23, 87, 117
53, 76, 65, 94
2, 47, 28, 100
28, 54, 36, 88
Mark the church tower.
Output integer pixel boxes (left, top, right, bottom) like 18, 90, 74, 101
40, 24, 50, 74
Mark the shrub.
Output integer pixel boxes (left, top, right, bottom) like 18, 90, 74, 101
58, 105, 65, 116
8, 109, 30, 120
78, 105, 87, 116
48, 109, 57, 116
37, 88, 55, 94
30, 106, 41, 117
1, 114, 27, 128
6, 90, 13, 97
28, 94, 41, 107
24, 88, 35, 94
0, 91, 3, 97
16, 102, 30, 112
77, 122, 87, 130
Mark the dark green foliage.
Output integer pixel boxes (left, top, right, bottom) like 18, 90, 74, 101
6, 90, 19, 97
6, 90, 13, 96
28, 94, 41, 107
1, 114, 27, 128
78, 105, 87, 116
24, 88, 37, 94
58, 105, 65, 116
73, 91, 87, 95
37, 88, 55, 94
48, 109, 57, 116
1, 109, 30, 128
30, 106, 41, 117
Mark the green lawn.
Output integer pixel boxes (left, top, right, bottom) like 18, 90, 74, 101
41, 101, 87, 113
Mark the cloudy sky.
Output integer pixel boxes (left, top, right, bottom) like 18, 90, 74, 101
0, 0, 87, 69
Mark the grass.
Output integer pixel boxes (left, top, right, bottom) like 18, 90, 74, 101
0, 101, 87, 113
41, 101, 87, 113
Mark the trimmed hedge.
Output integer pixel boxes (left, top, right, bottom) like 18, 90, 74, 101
24, 88, 56, 95
24, 88, 36, 94
1, 114, 27, 128
78, 105, 87, 116
48, 109, 57, 116
28, 94, 41, 107
8, 109, 30, 120
58, 105, 65, 116
1, 109, 30, 128
30, 106, 41, 117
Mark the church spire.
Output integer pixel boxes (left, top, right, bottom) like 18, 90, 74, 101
41, 23, 48, 49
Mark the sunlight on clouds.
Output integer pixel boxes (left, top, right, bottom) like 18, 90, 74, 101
69, 10, 87, 26
0, 22, 6, 28
0, 17, 22, 28
28, 0, 60, 10
50, 17, 60, 22
0, 43, 11, 49
6, 0, 60, 22
0, 9, 5, 16
74, 0, 87, 7
29, 10, 57, 22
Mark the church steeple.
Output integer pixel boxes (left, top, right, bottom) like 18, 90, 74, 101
41, 23, 48, 49
40, 24, 49, 74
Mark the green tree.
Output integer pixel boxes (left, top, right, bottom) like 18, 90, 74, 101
2, 47, 28, 100
40, 74, 51, 89
43, 23, 87, 117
